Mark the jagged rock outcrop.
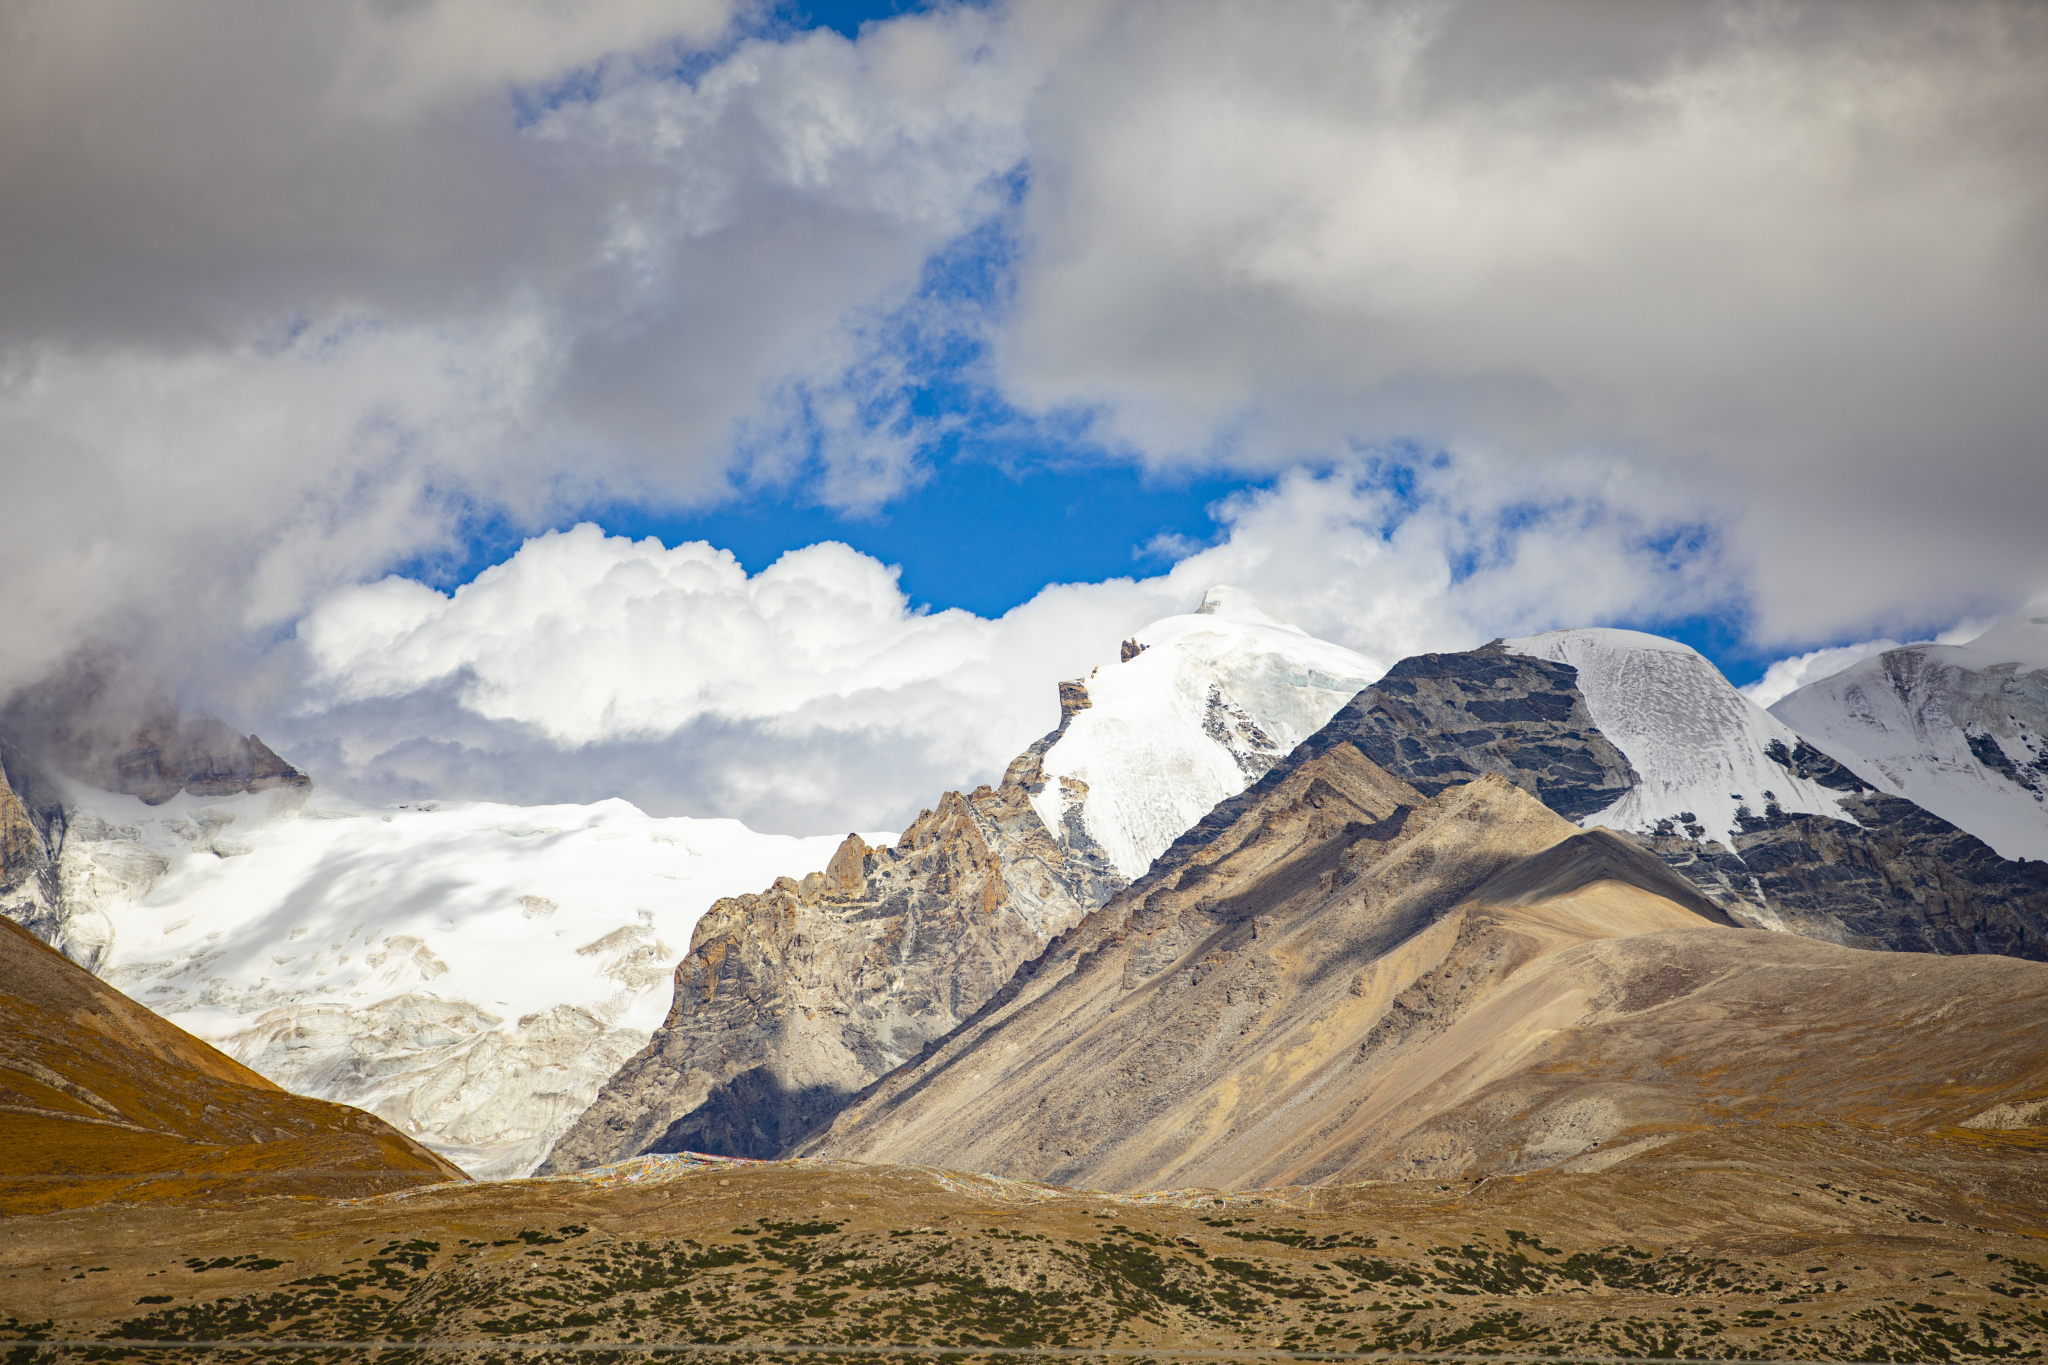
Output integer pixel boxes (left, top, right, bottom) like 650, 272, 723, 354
2, 660, 308, 807
541, 594, 1384, 1174
541, 778, 1110, 1171
0, 737, 67, 913
806, 749, 2048, 1191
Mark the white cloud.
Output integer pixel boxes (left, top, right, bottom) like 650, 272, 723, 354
1741, 640, 1908, 711
0, 1, 1035, 699
7, 0, 2048, 830
300, 527, 1005, 745
1000, 0, 2048, 643
276, 453, 1738, 832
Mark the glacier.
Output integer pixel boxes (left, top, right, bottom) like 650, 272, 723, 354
1769, 600, 2048, 861
38, 776, 888, 1179
1503, 627, 1886, 854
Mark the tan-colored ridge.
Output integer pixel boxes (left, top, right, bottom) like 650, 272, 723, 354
808, 753, 2048, 1193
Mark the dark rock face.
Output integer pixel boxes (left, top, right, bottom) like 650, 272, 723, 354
91, 716, 307, 806
1147, 644, 1638, 887
0, 738, 66, 909
1651, 744, 2048, 960
539, 774, 1120, 1173
1159, 645, 2048, 962
2, 656, 308, 807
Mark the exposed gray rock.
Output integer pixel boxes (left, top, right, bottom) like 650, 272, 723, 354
539, 771, 1115, 1172
1212, 643, 2048, 960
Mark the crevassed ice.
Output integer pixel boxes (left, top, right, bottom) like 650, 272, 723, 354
1504, 627, 1879, 854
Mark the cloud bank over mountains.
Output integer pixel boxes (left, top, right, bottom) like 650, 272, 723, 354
4, 0, 2045, 831
283, 460, 1735, 832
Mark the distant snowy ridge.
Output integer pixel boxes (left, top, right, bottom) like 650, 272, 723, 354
1025, 588, 1386, 881
1503, 628, 1889, 854
32, 778, 887, 1179
1769, 599, 2048, 861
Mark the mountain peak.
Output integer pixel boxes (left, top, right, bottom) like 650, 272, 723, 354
1946, 592, 2048, 672
1194, 585, 1300, 631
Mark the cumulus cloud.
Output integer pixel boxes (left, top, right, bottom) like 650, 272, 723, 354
0, 0, 1033, 697
7, 0, 2048, 832
272, 451, 1735, 832
279, 524, 1182, 830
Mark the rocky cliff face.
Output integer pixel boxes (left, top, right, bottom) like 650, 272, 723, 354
540, 776, 1110, 1172
0, 738, 67, 918
1195, 639, 2048, 959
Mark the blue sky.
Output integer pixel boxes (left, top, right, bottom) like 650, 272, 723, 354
422, 0, 1803, 684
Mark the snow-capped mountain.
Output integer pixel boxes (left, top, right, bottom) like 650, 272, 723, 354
1769, 600, 2048, 862
543, 587, 1387, 1173
14, 774, 886, 1179
1023, 587, 1386, 881
1503, 627, 1885, 851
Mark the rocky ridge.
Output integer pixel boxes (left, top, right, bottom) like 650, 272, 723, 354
807, 744, 2048, 1190
1180, 639, 2048, 957
543, 595, 1383, 1173
541, 776, 1107, 1172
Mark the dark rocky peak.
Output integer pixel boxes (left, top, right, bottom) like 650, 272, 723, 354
1, 658, 308, 806
1139, 644, 1638, 894
1318, 645, 1641, 818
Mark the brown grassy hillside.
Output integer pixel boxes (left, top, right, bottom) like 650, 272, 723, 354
0, 916, 464, 1213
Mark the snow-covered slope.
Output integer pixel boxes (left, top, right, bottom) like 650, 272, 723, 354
1769, 600, 2048, 861
1027, 588, 1386, 881
1504, 628, 1885, 853
39, 779, 887, 1179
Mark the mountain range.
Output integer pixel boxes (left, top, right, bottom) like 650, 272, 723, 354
3, 589, 2046, 1191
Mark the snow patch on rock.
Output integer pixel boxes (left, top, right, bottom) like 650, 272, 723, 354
1769, 598, 2048, 861
1029, 590, 1385, 881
